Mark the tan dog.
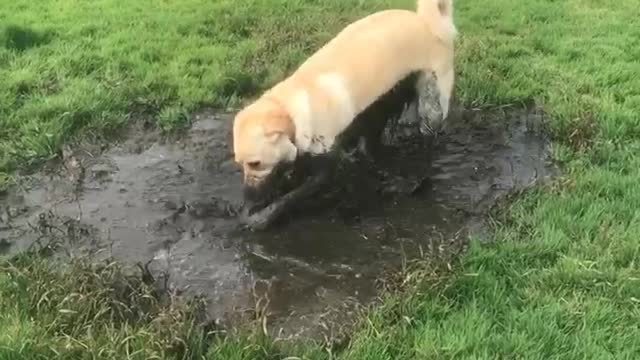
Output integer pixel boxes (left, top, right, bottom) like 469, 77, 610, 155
234, 0, 457, 192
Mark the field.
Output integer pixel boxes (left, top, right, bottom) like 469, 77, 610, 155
2, 0, 640, 358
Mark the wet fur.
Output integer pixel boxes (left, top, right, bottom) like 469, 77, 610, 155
243, 71, 440, 230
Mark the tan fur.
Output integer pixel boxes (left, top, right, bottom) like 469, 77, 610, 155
234, 0, 457, 188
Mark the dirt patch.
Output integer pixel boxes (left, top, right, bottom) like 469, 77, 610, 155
0, 105, 555, 341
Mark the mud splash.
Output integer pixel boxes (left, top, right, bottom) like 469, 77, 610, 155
0, 105, 555, 340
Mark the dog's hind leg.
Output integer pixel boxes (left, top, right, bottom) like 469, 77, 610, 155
416, 70, 444, 136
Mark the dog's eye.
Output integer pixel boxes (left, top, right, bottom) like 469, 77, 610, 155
247, 161, 261, 169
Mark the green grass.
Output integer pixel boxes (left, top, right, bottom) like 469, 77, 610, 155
0, 255, 208, 359
0, 0, 403, 175
2, 0, 640, 358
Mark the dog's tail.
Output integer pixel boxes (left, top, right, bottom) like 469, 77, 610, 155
416, 0, 457, 44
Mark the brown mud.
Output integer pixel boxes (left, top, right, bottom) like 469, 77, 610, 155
0, 105, 555, 341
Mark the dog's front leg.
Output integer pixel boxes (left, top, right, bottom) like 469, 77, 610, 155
242, 157, 334, 231
243, 172, 329, 230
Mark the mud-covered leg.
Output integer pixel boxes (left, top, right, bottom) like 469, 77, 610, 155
416, 71, 444, 136
242, 154, 336, 230
243, 171, 330, 230
346, 136, 376, 162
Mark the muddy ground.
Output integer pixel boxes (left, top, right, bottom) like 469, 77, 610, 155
0, 104, 555, 341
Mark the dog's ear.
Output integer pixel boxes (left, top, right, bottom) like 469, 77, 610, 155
262, 105, 295, 142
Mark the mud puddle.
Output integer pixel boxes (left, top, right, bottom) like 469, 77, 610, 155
0, 105, 555, 341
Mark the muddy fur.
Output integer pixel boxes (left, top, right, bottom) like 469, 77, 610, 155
241, 70, 439, 230
233, 0, 456, 193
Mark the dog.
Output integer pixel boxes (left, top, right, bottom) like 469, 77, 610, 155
242, 71, 441, 230
233, 0, 457, 229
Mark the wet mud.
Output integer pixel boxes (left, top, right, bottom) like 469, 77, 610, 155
0, 105, 555, 341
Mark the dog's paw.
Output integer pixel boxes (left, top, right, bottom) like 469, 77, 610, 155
418, 102, 443, 136
419, 120, 434, 136
245, 212, 271, 231
239, 205, 272, 231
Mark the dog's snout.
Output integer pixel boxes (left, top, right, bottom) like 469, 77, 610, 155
243, 182, 266, 204
242, 168, 264, 196
243, 172, 261, 187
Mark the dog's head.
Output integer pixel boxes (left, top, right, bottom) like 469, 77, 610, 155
233, 97, 298, 200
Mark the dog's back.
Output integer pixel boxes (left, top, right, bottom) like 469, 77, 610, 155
268, 0, 456, 157
293, 0, 455, 114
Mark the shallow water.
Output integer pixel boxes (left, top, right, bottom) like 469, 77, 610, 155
0, 105, 555, 340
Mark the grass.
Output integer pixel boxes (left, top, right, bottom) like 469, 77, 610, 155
0, 0, 403, 175
1, 0, 640, 358
0, 254, 208, 359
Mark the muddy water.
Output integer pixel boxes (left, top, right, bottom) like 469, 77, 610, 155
0, 105, 554, 340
